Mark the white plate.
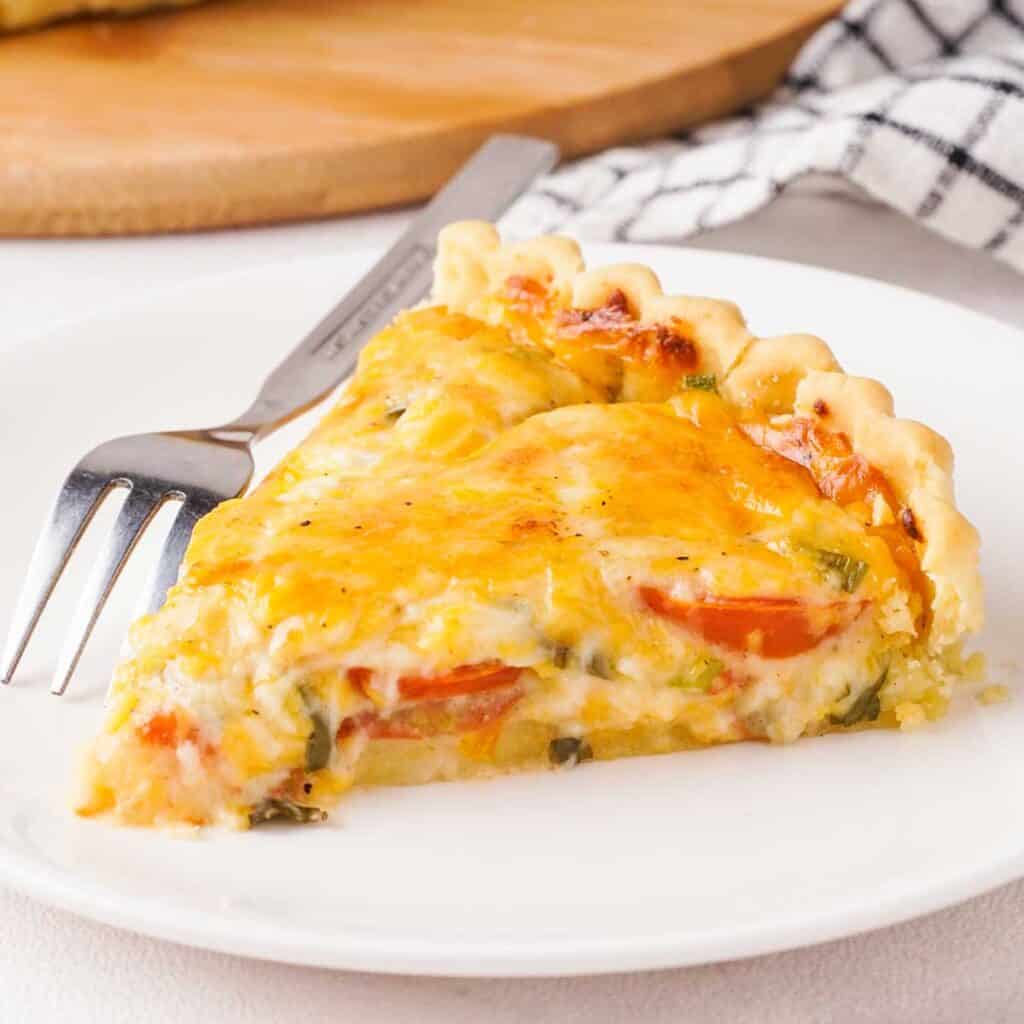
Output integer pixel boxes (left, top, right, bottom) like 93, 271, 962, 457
0, 244, 1021, 977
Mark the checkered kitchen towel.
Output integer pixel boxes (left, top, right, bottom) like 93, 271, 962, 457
506, 0, 1024, 270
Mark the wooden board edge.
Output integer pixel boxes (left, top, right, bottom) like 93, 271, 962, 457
0, 6, 840, 237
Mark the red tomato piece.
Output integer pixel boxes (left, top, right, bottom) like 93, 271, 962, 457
743, 418, 889, 507
639, 586, 866, 659
337, 683, 523, 741
396, 661, 522, 701
346, 666, 373, 696
347, 661, 522, 703
138, 711, 178, 746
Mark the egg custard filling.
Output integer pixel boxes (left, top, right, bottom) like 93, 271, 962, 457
77, 222, 983, 829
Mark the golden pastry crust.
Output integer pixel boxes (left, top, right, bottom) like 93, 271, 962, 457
434, 221, 983, 651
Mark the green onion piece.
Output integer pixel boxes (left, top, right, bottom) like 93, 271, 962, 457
548, 737, 594, 766
829, 667, 888, 727
305, 711, 332, 772
585, 651, 613, 679
684, 373, 718, 392
248, 799, 327, 827
813, 548, 869, 593
669, 655, 724, 692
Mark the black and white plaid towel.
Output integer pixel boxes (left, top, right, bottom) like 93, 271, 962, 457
506, 0, 1024, 270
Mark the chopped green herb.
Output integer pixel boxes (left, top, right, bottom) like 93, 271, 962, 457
551, 644, 571, 669
548, 737, 594, 766
684, 373, 717, 392
669, 656, 724, 692
812, 548, 869, 593
829, 667, 888, 727
305, 711, 332, 772
585, 651, 613, 678
385, 406, 406, 421
248, 799, 327, 827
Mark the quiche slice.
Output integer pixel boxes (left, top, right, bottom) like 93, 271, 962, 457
77, 222, 983, 829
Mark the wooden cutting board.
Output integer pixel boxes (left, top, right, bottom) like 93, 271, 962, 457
0, 0, 842, 236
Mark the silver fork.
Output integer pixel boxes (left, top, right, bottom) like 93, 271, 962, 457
1, 134, 558, 696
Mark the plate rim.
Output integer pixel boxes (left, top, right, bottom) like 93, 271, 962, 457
1, 241, 1021, 977
2, 820, 1024, 977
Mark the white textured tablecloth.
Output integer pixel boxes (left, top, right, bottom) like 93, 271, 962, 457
2, 192, 1023, 1022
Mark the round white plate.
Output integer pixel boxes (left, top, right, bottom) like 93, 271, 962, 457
0, 244, 1021, 977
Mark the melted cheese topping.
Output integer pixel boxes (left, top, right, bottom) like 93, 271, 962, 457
78, 297, 946, 828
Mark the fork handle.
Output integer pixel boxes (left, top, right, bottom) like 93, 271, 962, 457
224, 135, 559, 438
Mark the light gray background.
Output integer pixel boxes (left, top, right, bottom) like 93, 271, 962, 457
2, 191, 1022, 1022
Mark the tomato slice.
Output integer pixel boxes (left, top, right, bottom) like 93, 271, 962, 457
137, 710, 211, 757
639, 586, 866, 659
397, 661, 522, 701
742, 418, 890, 507
339, 662, 524, 740
338, 683, 523, 741
348, 661, 521, 703
138, 711, 179, 746
398, 662, 521, 701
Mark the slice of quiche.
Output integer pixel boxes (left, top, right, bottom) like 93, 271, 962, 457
77, 222, 984, 828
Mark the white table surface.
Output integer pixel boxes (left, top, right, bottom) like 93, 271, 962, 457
3, 191, 1024, 1023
